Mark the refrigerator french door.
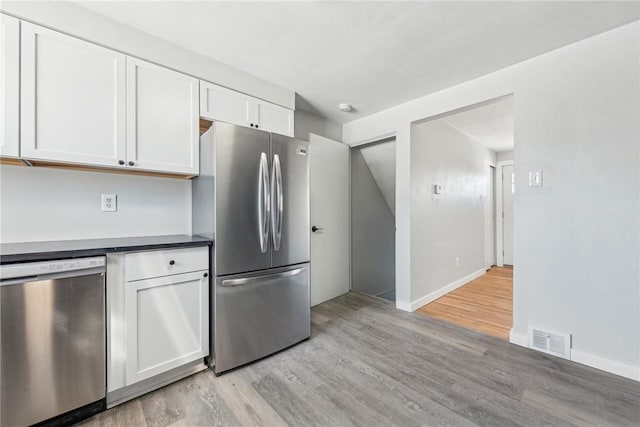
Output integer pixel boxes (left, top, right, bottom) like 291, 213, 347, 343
193, 122, 310, 374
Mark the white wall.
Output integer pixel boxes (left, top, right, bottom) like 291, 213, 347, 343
351, 148, 395, 297
0, 1, 294, 109
497, 150, 514, 161
0, 165, 191, 243
411, 120, 495, 303
343, 21, 640, 378
294, 109, 342, 142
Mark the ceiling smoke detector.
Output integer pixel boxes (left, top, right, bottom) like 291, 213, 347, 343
338, 103, 354, 112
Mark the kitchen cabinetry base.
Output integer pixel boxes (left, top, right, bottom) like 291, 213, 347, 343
107, 360, 207, 408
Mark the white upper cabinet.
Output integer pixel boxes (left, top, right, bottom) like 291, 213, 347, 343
200, 80, 294, 137
200, 81, 251, 127
0, 14, 20, 158
20, 22, 127, 167
252, 98, 294, 137
126, 58, 199, 175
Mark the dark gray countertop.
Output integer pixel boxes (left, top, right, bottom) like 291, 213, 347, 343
0, 234, 213, 264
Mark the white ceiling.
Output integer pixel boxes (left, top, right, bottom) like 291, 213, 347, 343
74, 1, 639, 124
441, 96, 513, 153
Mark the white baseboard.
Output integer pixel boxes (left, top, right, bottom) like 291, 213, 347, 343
570, 349, 639, 382
509, 328, 528, 347
510, 328, 639, 381
396, 300, 412, 312
408, 268, 487, 312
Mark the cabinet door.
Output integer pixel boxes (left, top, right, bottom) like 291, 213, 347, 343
200, 81, 252, 127
126, 58, 199, 175
254, 99, 294, 137
125, 270, 209, 385
0, 14, 19, 157
20, 22, 126, 167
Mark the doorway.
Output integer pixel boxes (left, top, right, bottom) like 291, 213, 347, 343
413, 95, 514, 339
497, 161, 514, 266
351, 137, 396, 301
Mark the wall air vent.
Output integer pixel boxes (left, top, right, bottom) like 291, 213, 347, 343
527, 325, 571, 360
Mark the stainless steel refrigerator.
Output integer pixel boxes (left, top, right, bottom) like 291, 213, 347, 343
193, 122, 310, 374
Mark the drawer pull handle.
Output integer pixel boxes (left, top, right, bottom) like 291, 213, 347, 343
169, 260, 175, 266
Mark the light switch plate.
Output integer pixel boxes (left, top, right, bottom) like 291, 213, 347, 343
528, 170, 543, 187
102, 194, 117, 212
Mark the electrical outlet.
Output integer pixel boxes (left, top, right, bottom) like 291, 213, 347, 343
101, 194, 117, 212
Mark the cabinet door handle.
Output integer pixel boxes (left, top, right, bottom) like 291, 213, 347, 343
128, 161, 135, 166
203, 272, 208, 278
169, 260, 175, 266
118, 160, 125, 165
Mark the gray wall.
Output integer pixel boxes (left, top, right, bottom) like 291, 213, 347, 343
294, 109, 343, 142
410, 120, 496, 299
0, 165, 191, 243
351, 148, 395, 297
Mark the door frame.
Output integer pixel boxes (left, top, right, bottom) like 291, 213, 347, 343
496, 160, 514, 267
485, 159, 497, 269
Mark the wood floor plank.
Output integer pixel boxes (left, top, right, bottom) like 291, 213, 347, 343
417, 266, 513, 339
79, 291, 640, 427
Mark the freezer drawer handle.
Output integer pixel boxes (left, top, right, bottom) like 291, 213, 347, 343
258, 152, 271, 253
221, 267, 305, 287
270, 154, 284, 251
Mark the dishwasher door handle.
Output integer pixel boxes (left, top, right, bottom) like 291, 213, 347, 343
0, 268, 105, 286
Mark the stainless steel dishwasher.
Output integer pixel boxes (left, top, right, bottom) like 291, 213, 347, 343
0, 257, 106, 426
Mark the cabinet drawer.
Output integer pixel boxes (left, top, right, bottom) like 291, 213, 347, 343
125, 246, 208, 281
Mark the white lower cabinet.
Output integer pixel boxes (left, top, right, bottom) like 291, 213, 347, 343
125, 270, 209, 385
107, 246, 209, 404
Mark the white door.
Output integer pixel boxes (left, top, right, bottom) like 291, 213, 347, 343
20, 22, 126, 167
0, 14, 19, 157
200, 81, 252, 128
502, 164, 514, 265
125, 270, 208, 385
309, 134, 350, 306
253, 99, 294, 137
126, 57, 199, 175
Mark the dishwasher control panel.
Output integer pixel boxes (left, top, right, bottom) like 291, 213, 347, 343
0, 257, 106, 280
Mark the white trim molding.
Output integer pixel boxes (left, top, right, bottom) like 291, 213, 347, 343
406, 268, 486, 312
571, 349, 640, 382
509, 328, 528, 347
495, 160, 514, 267
510, 328, 639, 381
395, 300, 412, 312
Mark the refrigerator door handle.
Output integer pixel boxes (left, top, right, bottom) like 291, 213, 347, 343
258, 152, 271, 253
271, 154, 284, 251
221, 267, 305, 287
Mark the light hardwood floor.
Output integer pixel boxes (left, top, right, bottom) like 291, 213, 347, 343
417, 266, 513, 339
79, 292, 639, 427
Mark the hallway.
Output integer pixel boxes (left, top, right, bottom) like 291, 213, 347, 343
417, 266, 513, 339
